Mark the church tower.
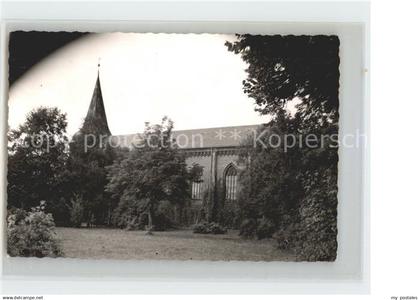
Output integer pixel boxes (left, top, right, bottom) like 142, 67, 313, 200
81, 69, 111, 136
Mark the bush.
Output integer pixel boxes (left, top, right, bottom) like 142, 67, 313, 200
7, 203, 63, 258
112, 196, 177, 231
123, 213, 147, 231
47, 197, 71, 227
239, 218, 257, 238
153, 212, 175, 231
274, 222, 301, 250
272, 170, 338, 261
295, 169, 338, 261
111, 194, 146, 229
153, 201, 176, 231
216, 200, 241, 229
256, 217, 276, 239
193, 222, 227, 234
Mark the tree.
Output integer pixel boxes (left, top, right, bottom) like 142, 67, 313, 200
227, 35, 339, 260
237, 121, 303, 223
226, 35, 339, 119
7, 107, 69, 213
68, 115, 116, 226
106, 117, 202, 232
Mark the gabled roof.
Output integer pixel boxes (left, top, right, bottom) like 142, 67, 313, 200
172, 124, 261, 149
111, 124, 262, 149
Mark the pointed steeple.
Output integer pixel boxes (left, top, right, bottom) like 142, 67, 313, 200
82, 67, 111, 136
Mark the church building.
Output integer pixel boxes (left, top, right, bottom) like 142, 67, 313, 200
81, 73, 261, 223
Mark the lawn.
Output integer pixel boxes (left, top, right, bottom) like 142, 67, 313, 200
55, 227, 296, 261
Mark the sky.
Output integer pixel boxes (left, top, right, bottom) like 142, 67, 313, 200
8, 33, 271, 136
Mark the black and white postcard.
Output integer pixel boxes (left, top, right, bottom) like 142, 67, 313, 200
7, 32, 340, 261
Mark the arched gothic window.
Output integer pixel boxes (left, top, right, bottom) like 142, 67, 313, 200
192, 180, 203, 200
224, 164, 238, 202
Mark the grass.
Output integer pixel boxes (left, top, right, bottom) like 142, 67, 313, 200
55, 227, 296, 261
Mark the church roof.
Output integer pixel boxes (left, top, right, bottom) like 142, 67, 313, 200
79, 69, 263, 147
82, 73, 111, 136
111, 124, 262, 149
79, 72, 262, 147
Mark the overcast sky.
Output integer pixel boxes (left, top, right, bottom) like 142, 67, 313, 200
8, 33, 271, 136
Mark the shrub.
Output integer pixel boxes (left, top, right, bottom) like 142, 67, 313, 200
274, 222, 301, 250
47, 197, 71, 227
7, 203, 63, 258
216, 200, 241, 229
273, 170, 338, 261
294, 169, 338, 261
192, 222, 207, 233
239, 218, 257, 238
125, 214, 148, 231
111, 194, 146, 229
153, 200, 176, 231
153, 212, 175, 231
112, 198, 177, 231
193, 222, 227, 234
256, 217, 276, 239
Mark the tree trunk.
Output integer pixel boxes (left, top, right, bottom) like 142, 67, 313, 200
88, 212, 94, 228
148, 209, 153, 228
146, 200, 154, 234
177, 203, 184, 225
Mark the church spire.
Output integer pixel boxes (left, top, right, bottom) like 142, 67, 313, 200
82, 65, 111, 136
